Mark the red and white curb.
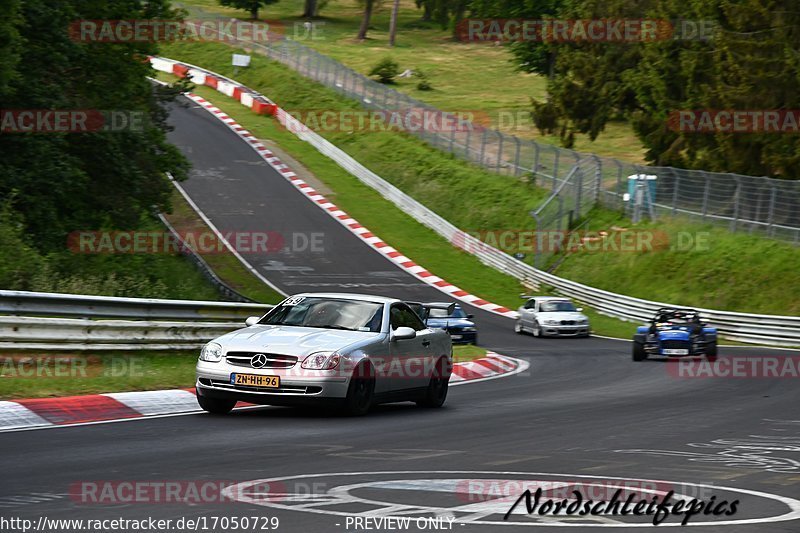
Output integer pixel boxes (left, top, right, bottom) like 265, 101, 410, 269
150, 56, 516, 319
449, 352, 527, 384
0, 354, 526, 432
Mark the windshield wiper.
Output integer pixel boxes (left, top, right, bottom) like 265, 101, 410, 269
305, 324, 357, 331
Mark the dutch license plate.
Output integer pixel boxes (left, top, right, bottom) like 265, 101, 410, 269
231, 373, 280, 388
663, 348, 689, 355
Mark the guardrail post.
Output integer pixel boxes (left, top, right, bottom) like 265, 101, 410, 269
496, 132, 504, 173
553, 149, 560, 185
669, 168, 679, 217
478, 128, 488, 166
593, 155, 602, 204
768, 185, 777, 237
512, 136, 521, 177
730, 176, 741, 232
702, 173, 711, 220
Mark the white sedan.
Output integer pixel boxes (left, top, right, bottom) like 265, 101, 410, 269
196, 293, 453, 416
514, 296, 590, 337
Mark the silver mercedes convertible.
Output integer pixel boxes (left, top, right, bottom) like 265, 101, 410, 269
196, 293, 454, 416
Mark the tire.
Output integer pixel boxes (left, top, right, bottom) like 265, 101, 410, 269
532, 320, 542, 338
197, 395, 236, 415
632, 342, 647, 362
706, 342, 718, 362
514, 321, 524, 334
343, 363, 375, 416
417, 358, 451, 408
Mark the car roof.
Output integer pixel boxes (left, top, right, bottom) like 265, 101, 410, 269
287, 292, 400, 304
534, 297, 571, 302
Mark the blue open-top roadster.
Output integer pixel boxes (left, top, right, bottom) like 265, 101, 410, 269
632, 307, 717, 361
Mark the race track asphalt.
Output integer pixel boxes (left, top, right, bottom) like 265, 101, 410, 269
0, 97, 798, 532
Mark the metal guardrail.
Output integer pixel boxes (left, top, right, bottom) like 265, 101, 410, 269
0, 290, 271, 321
158, 213, 256, 303
0, 291, 272, 350
0, 316, 242, 351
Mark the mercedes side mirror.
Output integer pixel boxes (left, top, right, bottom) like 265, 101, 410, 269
391, 327, 416, 341
245, 316, 260, 327
466, 314, 474, 319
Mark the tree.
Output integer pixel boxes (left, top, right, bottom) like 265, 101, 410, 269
302, 0, 317, 17
388, 0, 400, 46
218, 0, 278, 20
475, 0, 800, 178
0, 0, 189, 250
0, 0, 21, 96
357, 0, 380, 40
415, 0, 432, 22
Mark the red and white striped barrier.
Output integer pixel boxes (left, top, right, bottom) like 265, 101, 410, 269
0, 353, 526, 432
149, 57, 517, 319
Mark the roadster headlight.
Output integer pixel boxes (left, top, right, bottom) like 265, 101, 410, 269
543, 320, 559, 326
199, 342, 223, 362
301, 351, 341, 370
461, 326, 477, 332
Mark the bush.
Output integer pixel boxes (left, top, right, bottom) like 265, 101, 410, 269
369, 57, 399, 84
0, 204, 220, 300
414, 70, 432, 91
0, 206, 45, 290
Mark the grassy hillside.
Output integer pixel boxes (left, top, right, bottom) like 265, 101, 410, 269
0, 205, 220, 301
554, 218, 800, 315
177, 0, 646, 163
157, 40, 800, 318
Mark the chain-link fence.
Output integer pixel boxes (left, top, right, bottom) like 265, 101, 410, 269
208, 27, 800, 245
529, 156, 601, 267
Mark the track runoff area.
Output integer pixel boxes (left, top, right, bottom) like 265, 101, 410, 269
1, 93, 798, 533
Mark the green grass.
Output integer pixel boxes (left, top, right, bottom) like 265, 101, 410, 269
160, 41, 550, 234
0, 351, 198, 399
155, 55, 642, 338
452, 345, 487, 363
157, 42, 799, 338
0, 345, 485, 399
553, 217, 800, 315
0, 206, 221, 301
165, 189, 285, 303
176, 0, 647, 163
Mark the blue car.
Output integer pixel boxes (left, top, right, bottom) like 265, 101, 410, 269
408, 302, 477, 345
632, 307, 717, 361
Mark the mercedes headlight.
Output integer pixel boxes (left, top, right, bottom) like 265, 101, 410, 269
301, 351, 341, 370
199, 342, 223, 362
